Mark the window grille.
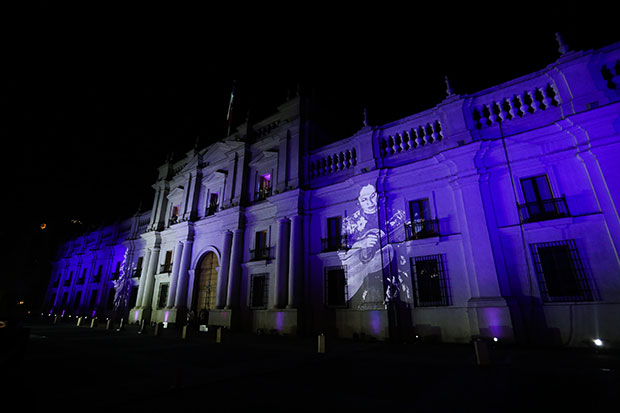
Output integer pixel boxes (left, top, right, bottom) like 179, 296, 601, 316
324, 266, 348, 307
411, 254, 450, 307
157, 284, 169, 309
250, 273, 269, 309
322, 216, 348, 252
530, 239, 593, 302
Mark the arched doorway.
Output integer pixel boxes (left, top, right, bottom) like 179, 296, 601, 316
194, 252, 219, 317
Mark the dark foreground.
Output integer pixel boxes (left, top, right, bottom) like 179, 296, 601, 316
3, 320, 619, 411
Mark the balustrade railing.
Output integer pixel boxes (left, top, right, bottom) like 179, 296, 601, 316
254, 186, 272, 201
321, 235, 349, 252
404, 219, 440, 240
250, 247, 272, 261
472, 83, 560, 129
309, 147, 357, 179
380, 120, 443, 157
517, 196, 569, 223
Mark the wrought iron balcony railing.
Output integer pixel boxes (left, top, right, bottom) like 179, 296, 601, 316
518, 196, 569, 223
321, 235, 349, 252
250, 247, 271, 261
206, 205, 218, 216
254, 186, 272, 202
404, 219, 440, 241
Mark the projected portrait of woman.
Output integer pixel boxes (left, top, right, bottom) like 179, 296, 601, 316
339, 184, 405, 309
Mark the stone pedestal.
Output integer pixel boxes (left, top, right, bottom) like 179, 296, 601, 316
467, 297, 514, 343
253, 309, 298, 335
130, 307, 151, 325
208, 309, 233, 329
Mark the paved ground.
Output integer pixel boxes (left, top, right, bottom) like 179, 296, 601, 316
3, 320, 619, 411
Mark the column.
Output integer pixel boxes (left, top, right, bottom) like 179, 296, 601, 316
225, 229, 244, 309
140, 247, 160, 309
273, 218, 290, 309
287, 215, 302, 309
166, 241, 184, 308
215, 230, 233, 309
454, 177, 502, 298
174, 240, 194, 309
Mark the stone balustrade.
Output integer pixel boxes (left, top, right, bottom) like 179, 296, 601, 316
308, 146, 357, 178
379, 119, 443, 157
471, 82, 560, 129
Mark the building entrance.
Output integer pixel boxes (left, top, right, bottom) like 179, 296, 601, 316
195, 252, 218, 320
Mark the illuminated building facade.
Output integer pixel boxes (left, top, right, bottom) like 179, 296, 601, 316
45, 41, 620, 347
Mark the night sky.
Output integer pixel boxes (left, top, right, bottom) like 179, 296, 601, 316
1, 2, 617, 309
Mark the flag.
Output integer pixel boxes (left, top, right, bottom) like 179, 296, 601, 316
226, 80, 236, 135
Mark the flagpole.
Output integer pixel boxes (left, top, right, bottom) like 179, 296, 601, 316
226, 80, 236, 137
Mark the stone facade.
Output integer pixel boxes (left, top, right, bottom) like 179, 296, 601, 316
45, 40, 620, 347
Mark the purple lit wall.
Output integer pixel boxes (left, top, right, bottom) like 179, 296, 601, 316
45, 40, 620, 347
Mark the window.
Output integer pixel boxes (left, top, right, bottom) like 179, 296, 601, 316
133, 258, 143, 277
88, 290, 98, 310
207, 192, 219, 216
107, 288, 115, 309
250, 273, 269, 308
78, 268, 87, 285
64, 271, 73, 287
157, 284, 169, 308
251, 230, 269, 260
73, 291, 82, 310
322, 216, 346, 251
530, 240, 593, 302
170, 205, 180, 225
161, 250, 173, 273
411, 255, 450, 307
325, 267, 347, 307
94, 265, 103, 283
255, 173, 272, 201
406, 199, 439, 240
519, 175, 569, 222
112, 261, 122, 279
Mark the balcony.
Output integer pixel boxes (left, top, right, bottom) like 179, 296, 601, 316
404, 219, 440, 241
206, 205, 218, 216
159, 263, 173, 273
250, 247, 271, 261
254, 186, 272, 202
132, 268, 142, 278
518, 196, 569, 223
321, 235, 349, 252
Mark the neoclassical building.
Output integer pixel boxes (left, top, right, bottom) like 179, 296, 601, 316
45, 40, 620, 347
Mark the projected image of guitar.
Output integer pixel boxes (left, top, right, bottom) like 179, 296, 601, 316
339, 210, 406, 298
